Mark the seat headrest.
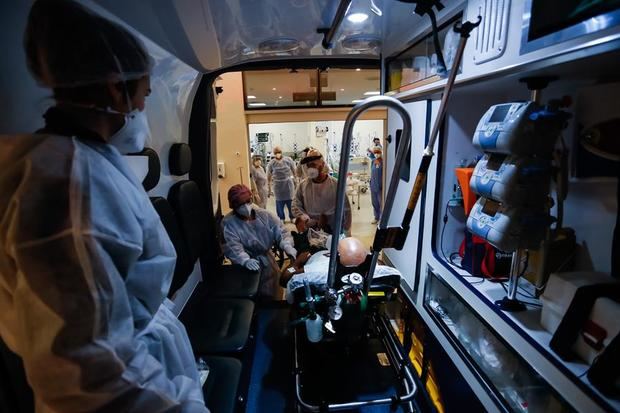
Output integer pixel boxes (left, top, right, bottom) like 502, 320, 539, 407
125, 147, 160, 191
169, 143, 192, 176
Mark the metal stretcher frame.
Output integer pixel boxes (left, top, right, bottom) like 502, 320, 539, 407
293, 311, 419, 412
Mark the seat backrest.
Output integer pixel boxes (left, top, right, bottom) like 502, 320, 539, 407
168, 180, 209, 263
151, 196, 194, 297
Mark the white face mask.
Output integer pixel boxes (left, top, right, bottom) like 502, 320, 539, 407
236, 203, 252, 217
307, 167, 319, 179
108, 109, 151, 154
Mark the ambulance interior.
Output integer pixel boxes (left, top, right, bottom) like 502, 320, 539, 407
1, 1, 619, 412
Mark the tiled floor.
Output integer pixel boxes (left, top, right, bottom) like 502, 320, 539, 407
265, 189, 378, 248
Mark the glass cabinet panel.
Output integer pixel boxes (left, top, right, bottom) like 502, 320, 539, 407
424, 266, 574, 413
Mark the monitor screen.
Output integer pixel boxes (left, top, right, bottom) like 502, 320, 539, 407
528, 0, 620, 41
489, 104, 511, 123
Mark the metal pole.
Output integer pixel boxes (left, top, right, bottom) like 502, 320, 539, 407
321, 0, 352, 49
401, 17, 481, 230
327, 96, 412, 288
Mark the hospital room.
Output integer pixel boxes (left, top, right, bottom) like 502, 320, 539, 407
0, 1, 619, 412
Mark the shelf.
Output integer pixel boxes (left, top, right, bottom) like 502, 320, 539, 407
425, 254, 620, 413
390, 33, 620, 103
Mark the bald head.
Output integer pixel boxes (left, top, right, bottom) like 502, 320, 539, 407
338, 237, 368, 267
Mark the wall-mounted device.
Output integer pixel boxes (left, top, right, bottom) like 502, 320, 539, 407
520, 0, 620, 54
217, 161, 226, 178
467, 197, 550, 252
472, 101, 567, 156
470, 153, 551, 205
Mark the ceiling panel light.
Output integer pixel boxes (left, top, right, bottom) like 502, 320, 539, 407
352, 99, 363, 103
249, 102, 267, 107
258, 37, 300, 53
342, 34, 381, 51
247, 95, 256, 99
347, 12, 368, 23
364, 91, 380, 96
355, 68, 361, 71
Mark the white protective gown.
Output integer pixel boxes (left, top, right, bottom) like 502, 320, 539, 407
222, 208, 294, 298
0, 134, 207, 413
292, 176, 352, 233
250, 165, 268, 209
267, 157, 296, 201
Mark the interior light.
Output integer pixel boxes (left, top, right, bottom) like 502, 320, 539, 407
272, 87, 277, 91
278, 96, 283, 99
355, 68, 361, 71
364, 91, 380, 96
249, 102, 267, 107
347, 12, 368, 23
247, 95, 256, 99
340, 88, 345, 91
352, 99, 363, 103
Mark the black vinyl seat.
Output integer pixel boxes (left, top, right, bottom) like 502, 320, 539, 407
201, 264, 260, 299
168, 143, 259, 299
167, 178, 255, 354
202, 356, 242, 413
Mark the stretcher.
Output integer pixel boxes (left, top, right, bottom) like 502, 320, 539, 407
290, 16, 480, 412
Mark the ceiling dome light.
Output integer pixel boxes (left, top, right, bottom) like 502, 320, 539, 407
342, 34, 381, 51
363, 91, 380, 96
352, 99, 364, 103
258, 37, 300, 54
347, 12, 369, 23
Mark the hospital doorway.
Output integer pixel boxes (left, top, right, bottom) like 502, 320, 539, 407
247, 119, 385, 247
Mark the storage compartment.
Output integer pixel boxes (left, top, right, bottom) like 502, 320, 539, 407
424, 266, 574, 412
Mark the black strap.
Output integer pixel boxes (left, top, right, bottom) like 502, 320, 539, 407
37, 106, 106, 144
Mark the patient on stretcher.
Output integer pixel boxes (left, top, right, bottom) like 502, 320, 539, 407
280, 237, 401, 303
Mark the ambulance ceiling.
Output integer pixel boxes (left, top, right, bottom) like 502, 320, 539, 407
91, 0, 461, 72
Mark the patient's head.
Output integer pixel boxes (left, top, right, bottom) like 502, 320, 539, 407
338, 237, 368, 267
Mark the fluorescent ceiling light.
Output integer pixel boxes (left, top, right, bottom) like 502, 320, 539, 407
355, 68, 361, 71
249, 102, 267, 107
347, 13, 368, 23
247, 95, 256, 99
352, 99, 363, 103
364, 91, 380, 96
340, 88, 345, 91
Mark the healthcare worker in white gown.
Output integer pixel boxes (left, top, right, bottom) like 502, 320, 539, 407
222, 184, 297, 299
267, 146, 296, 223
250, 155, 269, 209
0, 1, 207, 412
292, 149, 352, 235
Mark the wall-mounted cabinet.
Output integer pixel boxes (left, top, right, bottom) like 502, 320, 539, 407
384, 2, 620, 412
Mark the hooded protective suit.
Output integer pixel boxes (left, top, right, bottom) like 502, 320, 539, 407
0, 131, 207, 412
267, 156, 296, 200
222, 207, 295, 298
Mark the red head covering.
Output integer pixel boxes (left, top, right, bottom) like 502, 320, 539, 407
228, 184, 252, 209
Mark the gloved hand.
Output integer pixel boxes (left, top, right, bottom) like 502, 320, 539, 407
284, 246, 297, 259
244, 258, 260, 271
